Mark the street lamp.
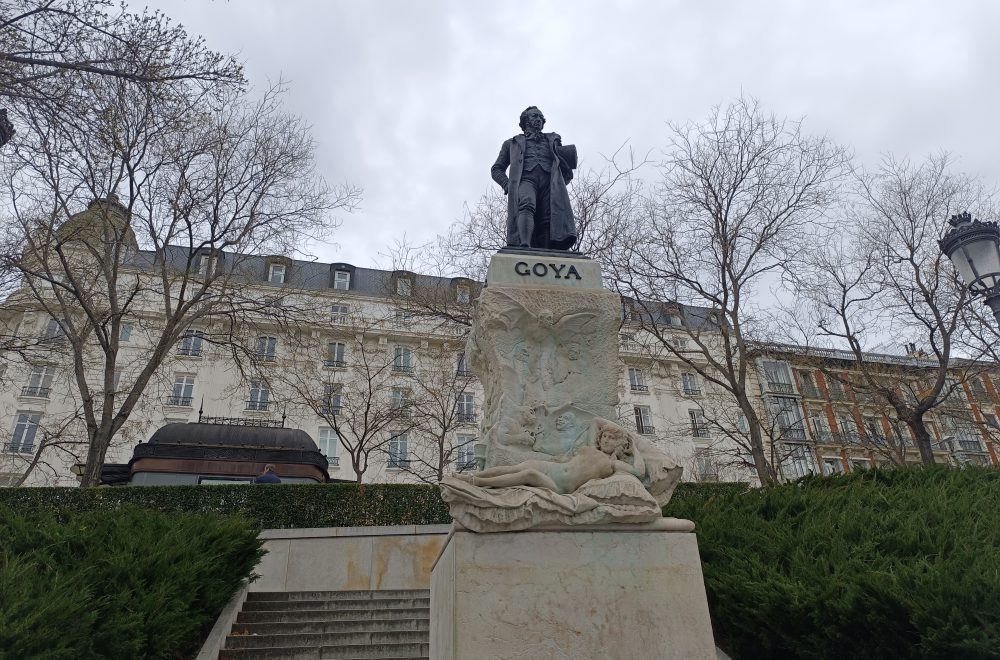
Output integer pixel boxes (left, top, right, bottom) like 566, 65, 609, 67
939, 212, 1000, 327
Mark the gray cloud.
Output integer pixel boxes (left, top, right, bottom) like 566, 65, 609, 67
140, 0, 1000, 264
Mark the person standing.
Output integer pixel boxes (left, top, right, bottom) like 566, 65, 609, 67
254, 464, 282, 484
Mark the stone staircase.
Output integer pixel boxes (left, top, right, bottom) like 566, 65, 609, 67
218, 589, 430, 659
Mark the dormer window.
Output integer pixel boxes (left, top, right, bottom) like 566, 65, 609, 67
456, 285, 471, 304
334, 270, 351, 291
397, 278, 412, 297
268, 263, 286, 284
195, 254, 216, 276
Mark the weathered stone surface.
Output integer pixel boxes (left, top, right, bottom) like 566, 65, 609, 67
446, 253, 683, 530
430, 528, 717, 659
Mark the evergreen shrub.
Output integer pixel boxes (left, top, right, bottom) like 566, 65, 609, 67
668, 467, 1000, 660
0, 481, 740, 529
0, 505, 263, 660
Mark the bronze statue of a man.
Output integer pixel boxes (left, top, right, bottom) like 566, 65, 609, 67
491, 106, 578, 250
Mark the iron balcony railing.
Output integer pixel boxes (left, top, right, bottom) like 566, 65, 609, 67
457, 412, 477, 424
630, 383, 649, 392
166, 395, 193, 406
245, 400, 270, 411
799, 385, 822, 399
691, 426, 710, 438
3, 442, 33, 453
767, 381, 795, 394
20, 386, 50, 398
392, 364, 414, 374
323, 359, 347, 368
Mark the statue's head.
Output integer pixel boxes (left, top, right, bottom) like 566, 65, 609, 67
519, 106, 545, 132
596, 421, 632, 459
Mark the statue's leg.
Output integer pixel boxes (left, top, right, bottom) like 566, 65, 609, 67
534, 174, 552, 249
516, 176, 537, 248
470, 468, 560, 492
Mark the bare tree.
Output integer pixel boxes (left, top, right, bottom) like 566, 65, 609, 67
394, 341, 478, 484
611, 96, 849, 485
1, 0, 243, 146
793, 154, 992, 465
0, 71, 357, 486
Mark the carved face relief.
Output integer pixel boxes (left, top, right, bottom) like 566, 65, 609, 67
555, 412, 576, 432
564, 341, 581, 360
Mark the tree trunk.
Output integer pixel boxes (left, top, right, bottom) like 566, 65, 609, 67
80, 429, 112, 487
908, 418, 937, 466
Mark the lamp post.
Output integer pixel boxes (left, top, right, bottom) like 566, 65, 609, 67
939, 212, 1000, 328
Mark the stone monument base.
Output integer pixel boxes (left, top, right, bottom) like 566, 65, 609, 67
430, 524, 716, 659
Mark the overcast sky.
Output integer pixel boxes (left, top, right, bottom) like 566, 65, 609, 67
134, 0, 1000, 268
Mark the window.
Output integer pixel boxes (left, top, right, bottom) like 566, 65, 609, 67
693, 447, 718, 482
456, 285, 471, 304
331, 304, 350, 324
670, 336, 688, 350
167, 375, 195, 406
628, 368, 648, 392
393, 346, 413, 373
821, 456, 844, 476
761, 360, 793, 393
40, 318, 64, 342
849, 457, 871, 472
835, 413, 856, 440
255, 336, 277, 361
456, 434, 476, 471
984, 413, 999, 430
388, 432, 409, 468
7, 413, 41, 453
113, 370, 122, 391
325, 341, 347, 367
333, 270, 351, 291
177, 330, 204, 357
682, 372, 701, 396
771, 396, 806, 440
195, 253, 216, 276
969, 377, 992, 402
268, 263, 286, 284
634, 405, 654, 435
247, 380, 270, 411
396, 278, 412, 297
119, 323, 133, 342
808, 413, 831, 443
827, 377, 847, 401
22, 365, 55, 398
318, 428, 340, 466
737, 414, 749, 433
394, 308, 415, 324
797, 370, 819, 398
322, 383, 342, 415
456, 392, 476, 423
456, 353, 471, 376
391, 388, 411, 417
953, 425, 983, 453
689, 409, 710, 438
783, 443, 815, 479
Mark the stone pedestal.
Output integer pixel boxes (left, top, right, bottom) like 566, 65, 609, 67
430, 525, 717, 659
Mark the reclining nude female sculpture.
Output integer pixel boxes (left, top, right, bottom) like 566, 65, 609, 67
441, 414, 685, 532
458, 420, 644, 494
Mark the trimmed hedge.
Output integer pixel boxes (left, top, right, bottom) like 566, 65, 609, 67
668, 467, 1000, 660
0, 483, 452, 529
0, 505, 263, 660
0, 481, 738, 529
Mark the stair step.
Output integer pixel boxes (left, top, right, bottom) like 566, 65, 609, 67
224, 630, 428, 650
232, 618, 429, 636
218, 641, 429, 659
247, 590, 428, 602
237, 607, 430, 624
241, 597, 429, 612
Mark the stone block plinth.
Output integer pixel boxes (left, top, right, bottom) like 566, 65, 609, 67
430, 525, 716, 659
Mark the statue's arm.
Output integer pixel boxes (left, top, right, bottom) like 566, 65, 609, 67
491, 140, 511, 193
